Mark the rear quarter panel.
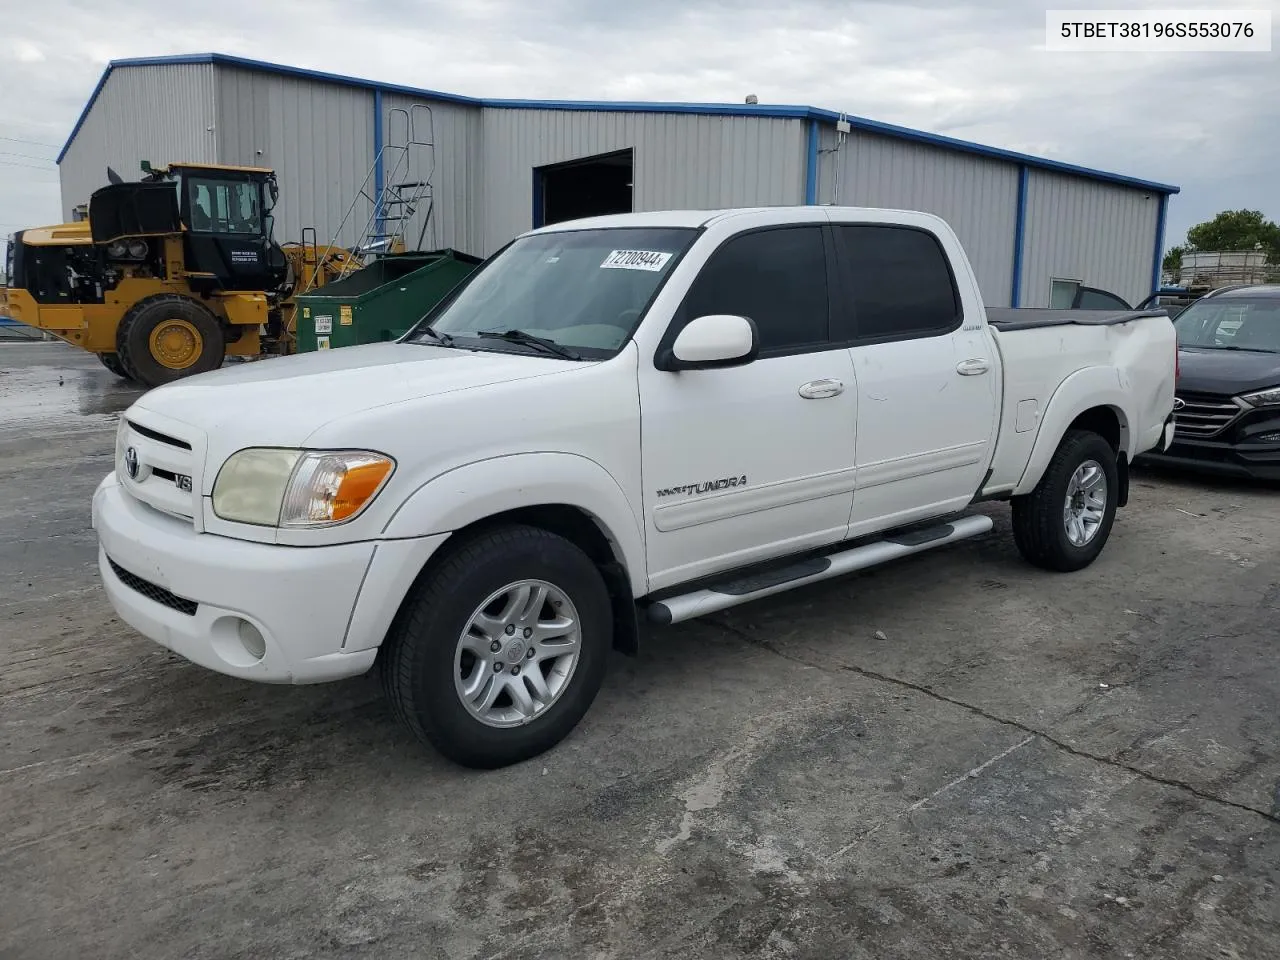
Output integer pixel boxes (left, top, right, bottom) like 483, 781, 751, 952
986, 315, 1176, 496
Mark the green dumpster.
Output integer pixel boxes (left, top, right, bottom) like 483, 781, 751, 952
293, 249, 482, 352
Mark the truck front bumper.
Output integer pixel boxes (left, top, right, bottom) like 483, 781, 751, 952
92, 473, 447, 684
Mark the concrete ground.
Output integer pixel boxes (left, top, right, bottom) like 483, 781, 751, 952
3, 341, 1278, 960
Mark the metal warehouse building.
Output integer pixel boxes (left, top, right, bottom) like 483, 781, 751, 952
58, 53, 1179, 308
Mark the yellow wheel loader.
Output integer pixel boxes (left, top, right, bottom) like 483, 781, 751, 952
0, 162, 363, 388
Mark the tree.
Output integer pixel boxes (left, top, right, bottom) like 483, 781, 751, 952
1185, 209, 1280, 264
1162, 244, 1184, 275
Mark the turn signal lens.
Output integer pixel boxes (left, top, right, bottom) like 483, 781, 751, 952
279, 452, 394, 526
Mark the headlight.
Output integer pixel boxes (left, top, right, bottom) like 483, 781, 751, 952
106, 240, 128, 258
1240, 386, 1280, 407
211, 448, 394, 527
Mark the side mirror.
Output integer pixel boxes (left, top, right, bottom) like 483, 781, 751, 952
660, 314, 759, 371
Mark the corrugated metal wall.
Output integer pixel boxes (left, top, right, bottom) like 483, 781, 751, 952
480, 109, 806, 255
380, 94, 483, 256
1020, 170, 1160, 308
59, 64, 218, 219
215, 67, 375, 249
815, 127, 1020, 307
59, 62, 1165, 309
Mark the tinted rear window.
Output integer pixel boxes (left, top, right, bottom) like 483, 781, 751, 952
836, 225, 960, 340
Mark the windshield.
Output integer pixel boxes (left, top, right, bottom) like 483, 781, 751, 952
187, 177, 263, 235
406, 227, 697, 358
1173, 296, 1280, 353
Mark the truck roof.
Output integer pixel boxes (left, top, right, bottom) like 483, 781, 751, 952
527, 206, 950, 234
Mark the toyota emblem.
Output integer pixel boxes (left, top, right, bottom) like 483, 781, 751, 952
124, 446, 139, 480
1173, 398, 1186, 411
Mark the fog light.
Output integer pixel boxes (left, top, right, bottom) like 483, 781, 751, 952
237, 619, 267, 661
1253, 432, 1280, 443
210, 616, 269, 668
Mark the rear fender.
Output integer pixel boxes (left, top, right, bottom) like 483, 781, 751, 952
1014, 367, 1132, 496
381, 452, 647, 597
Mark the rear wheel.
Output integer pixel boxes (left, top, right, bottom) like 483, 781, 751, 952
1012, 429, 1119, 572
116, 294, 225, 388
97, 352, 131, 380
380, 525, 612, 769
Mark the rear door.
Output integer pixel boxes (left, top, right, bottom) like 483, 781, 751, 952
831, 221, 999, 537
637, 223, 858, 591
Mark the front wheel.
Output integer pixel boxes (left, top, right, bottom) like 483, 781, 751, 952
380, 525, 612, 769
1012, 429, 1119, 572
116, 294, 225, 389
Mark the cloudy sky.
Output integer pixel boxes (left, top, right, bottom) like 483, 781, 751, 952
2, 0, 1276, 261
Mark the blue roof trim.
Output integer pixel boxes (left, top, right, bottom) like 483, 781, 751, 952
483, 97, 813, 119
58, 53, 1181, 196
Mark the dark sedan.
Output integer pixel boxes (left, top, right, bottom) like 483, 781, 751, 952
1137, 284, 1280, 481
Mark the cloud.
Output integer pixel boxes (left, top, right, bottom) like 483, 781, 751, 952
1, 0, 1276, 260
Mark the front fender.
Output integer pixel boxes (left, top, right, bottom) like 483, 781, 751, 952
381, 452, 648, 596
1014, 366, 1132, 496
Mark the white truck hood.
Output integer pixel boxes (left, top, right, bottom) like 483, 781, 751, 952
129, 342, 579, 447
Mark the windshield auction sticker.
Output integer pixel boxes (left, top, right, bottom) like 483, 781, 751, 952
600, 250, 673, 271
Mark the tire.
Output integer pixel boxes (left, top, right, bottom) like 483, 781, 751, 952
97, 352, 131, 380
116, 294, 225, 389
380, 524, 612, 769
1012, 429, 1119, 572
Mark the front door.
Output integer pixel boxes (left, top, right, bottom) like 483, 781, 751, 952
638, 224, 858, 592
829, 222, 999, 537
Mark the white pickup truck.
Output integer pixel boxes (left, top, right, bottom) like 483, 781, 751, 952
92, 206, 1178, 768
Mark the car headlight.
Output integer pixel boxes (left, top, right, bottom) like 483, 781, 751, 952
1240, 386, 1280, 407
212, 448, 394, 527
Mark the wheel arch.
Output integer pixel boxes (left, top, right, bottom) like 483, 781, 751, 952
1013, 367, 1133, 497
379, 453, 647, 655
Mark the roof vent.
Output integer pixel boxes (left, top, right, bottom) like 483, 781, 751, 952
745, 94, 758, 105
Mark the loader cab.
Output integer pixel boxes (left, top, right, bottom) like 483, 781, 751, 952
165, 164, 288, 294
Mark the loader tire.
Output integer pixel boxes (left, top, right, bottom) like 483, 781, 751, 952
97, 352, 131, 380
116, 294, 225, 389
1012, 429, 1118, 573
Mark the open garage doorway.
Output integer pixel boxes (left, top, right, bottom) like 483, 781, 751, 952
534, 149, 634, 228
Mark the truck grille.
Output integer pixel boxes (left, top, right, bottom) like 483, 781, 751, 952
108, 558, 198, 616
117, 415, 203, 523
1173, 392, 1246, 438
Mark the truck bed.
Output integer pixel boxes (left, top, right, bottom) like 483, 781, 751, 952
986, 308, 1168, 332
981, 307, 1176, 496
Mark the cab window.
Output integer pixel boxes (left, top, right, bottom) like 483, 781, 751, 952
680, 226, 831, 353
187, 178, 262, 235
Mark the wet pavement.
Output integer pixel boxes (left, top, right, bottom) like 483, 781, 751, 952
3, 341, 1279, 959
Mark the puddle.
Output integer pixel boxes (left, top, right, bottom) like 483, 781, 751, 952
0, 346, 145, 432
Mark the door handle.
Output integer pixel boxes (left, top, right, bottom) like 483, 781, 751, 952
798, 379, 845, 399
956, 358, 990, 376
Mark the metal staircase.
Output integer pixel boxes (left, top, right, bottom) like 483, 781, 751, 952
301, 103, 437, 293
